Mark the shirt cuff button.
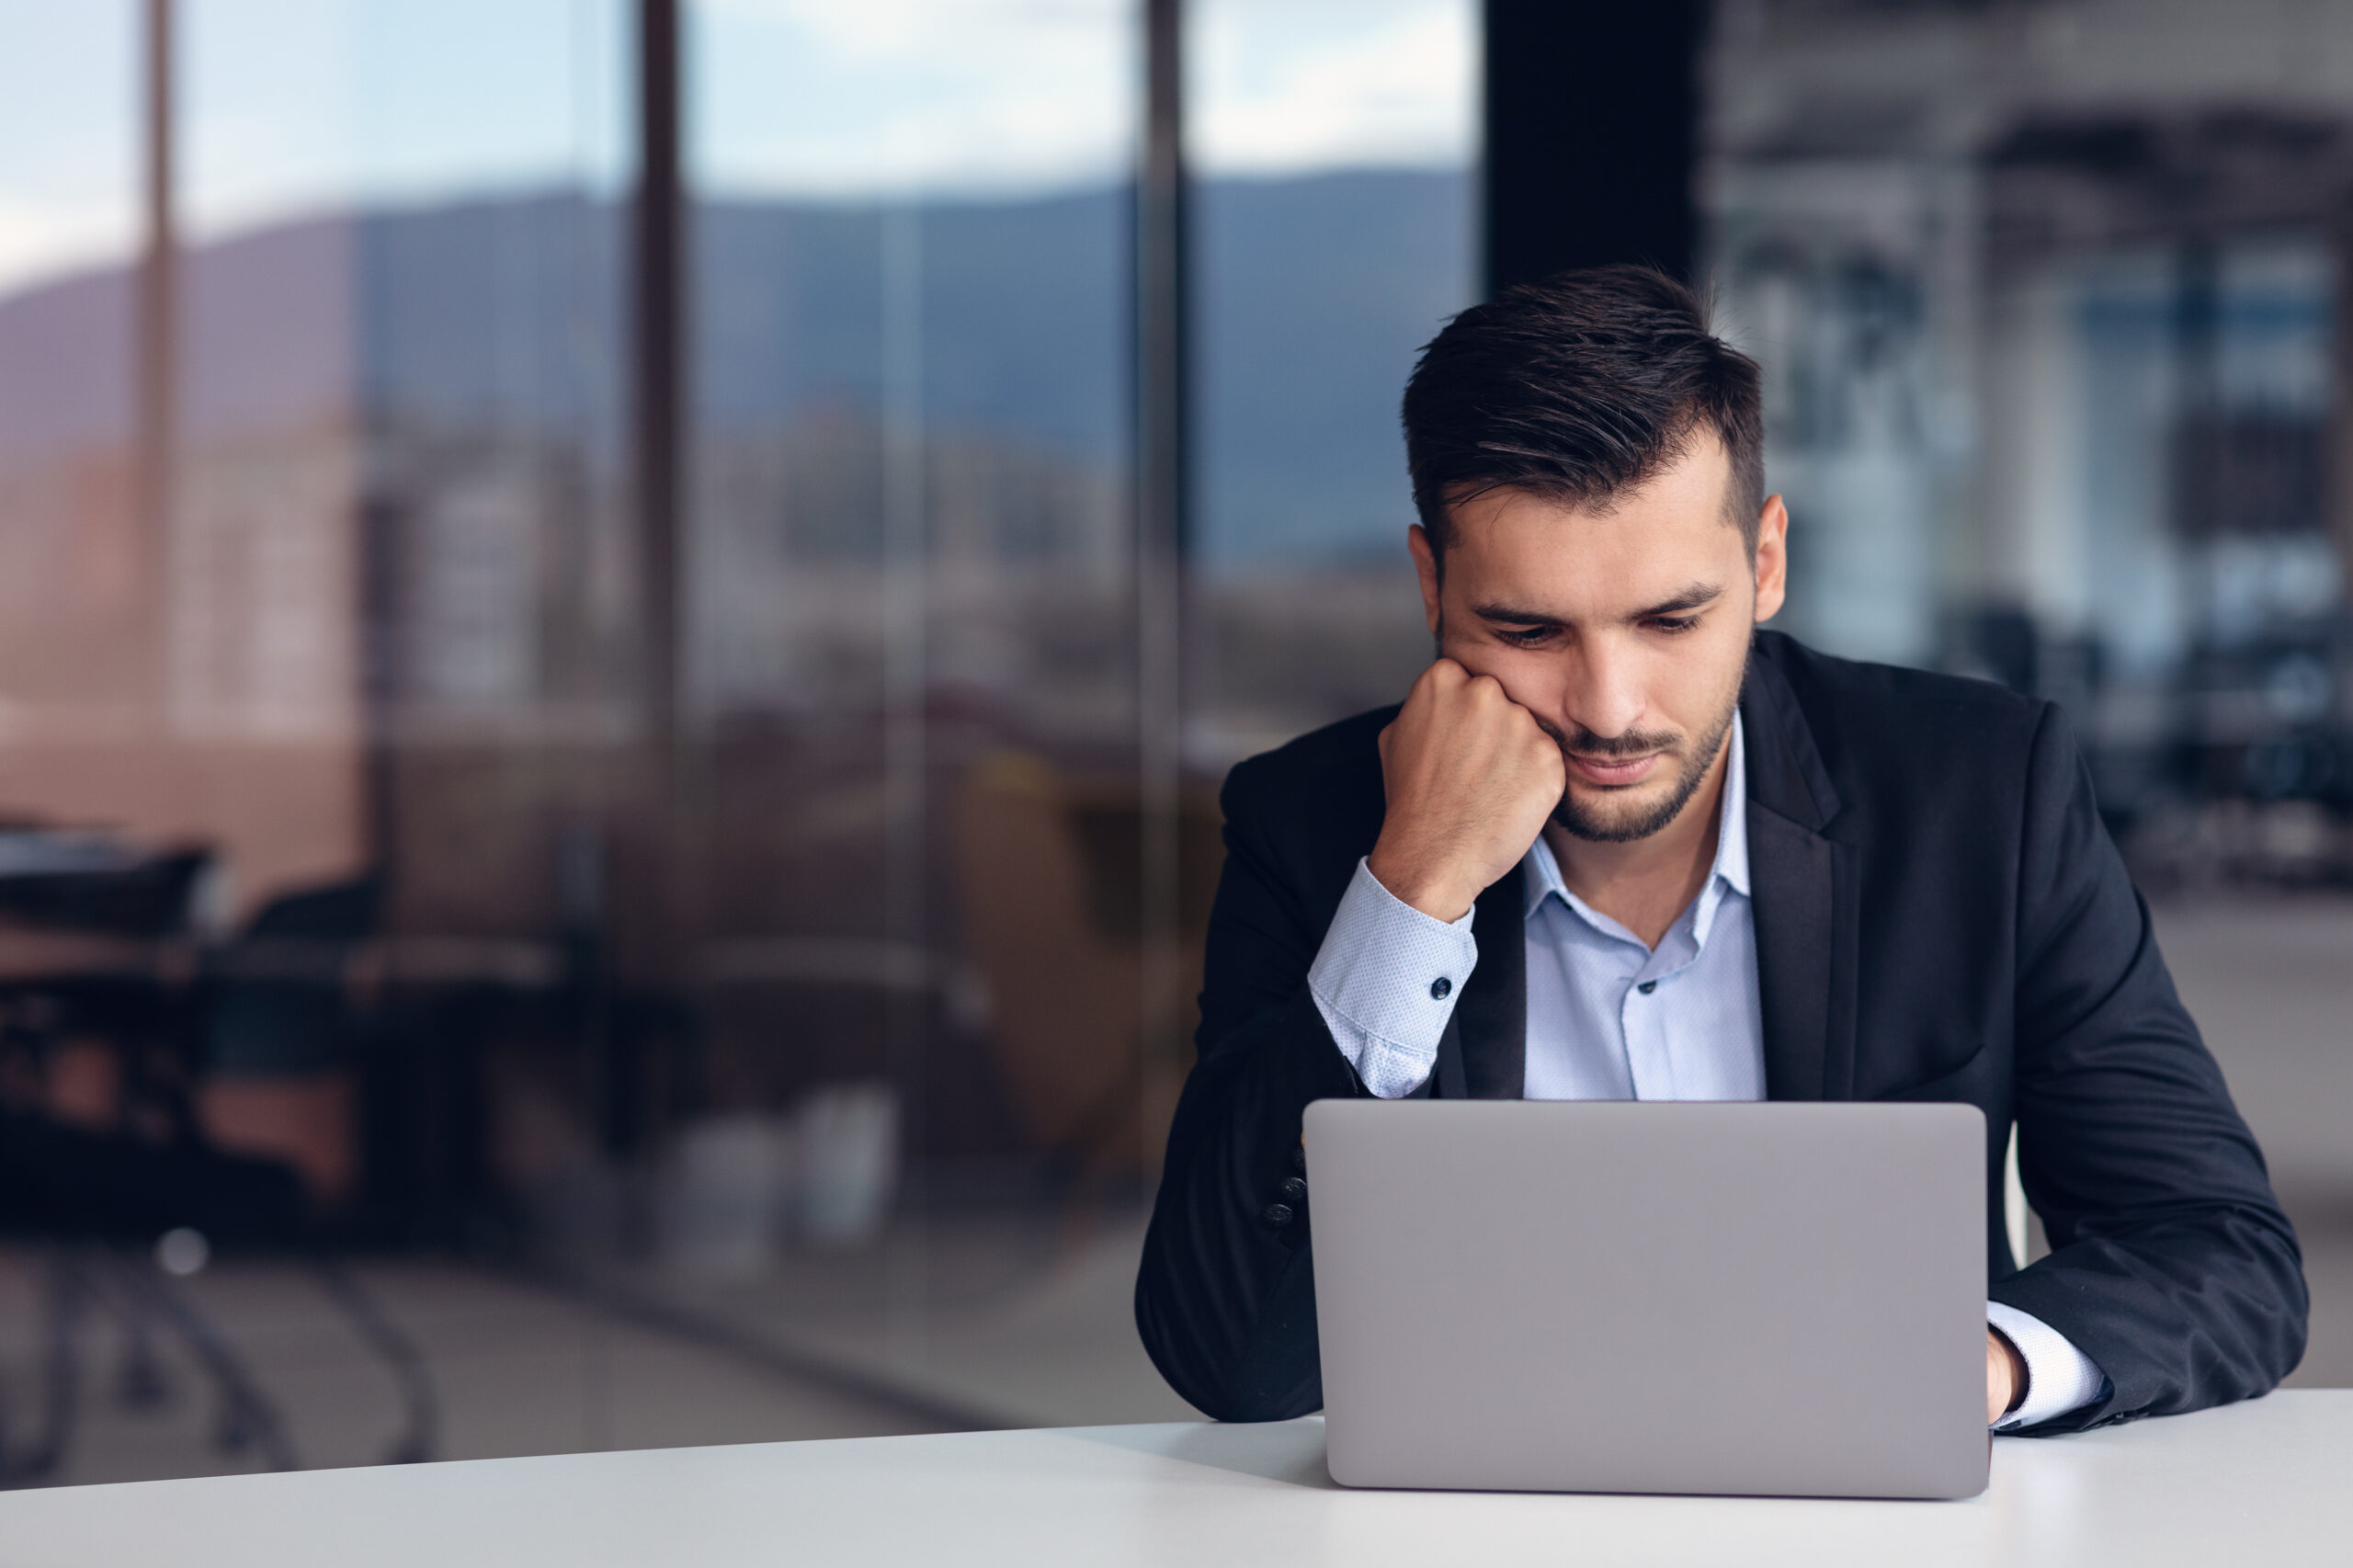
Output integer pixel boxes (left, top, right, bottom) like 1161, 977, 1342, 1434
1429, 976, 1452, 999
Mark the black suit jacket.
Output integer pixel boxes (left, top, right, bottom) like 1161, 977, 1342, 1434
1135, 631, 2306, 1429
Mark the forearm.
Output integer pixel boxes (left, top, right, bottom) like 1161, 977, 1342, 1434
1986, 1206, 2304, 1430
2006, 908, 2307, 1424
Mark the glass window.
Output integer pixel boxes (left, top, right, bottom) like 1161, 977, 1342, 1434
0, 0, 1495, 1484
0, 2, 141, 724
165, 0, 631, 902
1702, 0, 2353, 1388
0, 4, 140, 290
1188, 0, 1479, 760
677, 0, 1170, 1426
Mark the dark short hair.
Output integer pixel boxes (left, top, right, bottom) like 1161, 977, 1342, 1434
1402, 265, 1765, 573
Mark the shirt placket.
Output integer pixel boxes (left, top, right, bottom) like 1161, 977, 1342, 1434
1620, 912, 1703, 1100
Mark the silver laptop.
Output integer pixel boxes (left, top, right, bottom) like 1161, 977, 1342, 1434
1304, 1099, 1988, 1499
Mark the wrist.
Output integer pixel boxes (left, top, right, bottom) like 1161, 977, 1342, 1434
1988, 1326, 2028, 1421
1365, 843, 1476, 924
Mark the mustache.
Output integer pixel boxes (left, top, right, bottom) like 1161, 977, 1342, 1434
1534, 717, 1681, 761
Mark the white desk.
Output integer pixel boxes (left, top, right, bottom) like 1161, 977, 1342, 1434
2, 1391, 2347, 1567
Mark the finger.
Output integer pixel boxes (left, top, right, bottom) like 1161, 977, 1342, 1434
1487, 677, 1548, 724
1464, 671, 1511, 709
1473, 675, 1534, 728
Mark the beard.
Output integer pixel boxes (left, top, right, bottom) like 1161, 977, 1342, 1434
1540, 659, 1745, 845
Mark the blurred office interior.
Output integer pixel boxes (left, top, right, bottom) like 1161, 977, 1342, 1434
0, 0, 2348, 1485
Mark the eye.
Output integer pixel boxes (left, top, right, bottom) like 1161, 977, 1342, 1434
1494, 626, 1552, 647
1647, 614, 1702, 635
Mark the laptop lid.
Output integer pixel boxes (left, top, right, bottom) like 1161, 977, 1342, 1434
1304, 1099, 1988, 1499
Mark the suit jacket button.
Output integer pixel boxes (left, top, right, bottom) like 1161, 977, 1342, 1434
1261, 1202, 1294, 1227
1279, 1176, 1307, 1204
1291, 1145, 1307, 1174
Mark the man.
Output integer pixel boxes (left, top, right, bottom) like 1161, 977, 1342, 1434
1134, 265, 2305, 1434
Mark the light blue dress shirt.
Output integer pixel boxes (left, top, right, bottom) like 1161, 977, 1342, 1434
1306, 714, 2104, 1430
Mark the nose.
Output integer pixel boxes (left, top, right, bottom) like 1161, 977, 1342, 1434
1559, 634, 1649, 744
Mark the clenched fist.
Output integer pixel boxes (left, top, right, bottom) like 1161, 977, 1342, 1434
1368, 659, 1565, 923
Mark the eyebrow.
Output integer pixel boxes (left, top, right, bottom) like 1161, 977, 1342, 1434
1471, 583, 1725, 630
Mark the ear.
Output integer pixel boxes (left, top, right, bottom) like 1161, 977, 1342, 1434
1751, 494, 1789, 624
1408, 524, 1443, 637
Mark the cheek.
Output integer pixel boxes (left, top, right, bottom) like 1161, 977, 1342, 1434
1654, 628, 1749, 725
1439, 639, 1563, 712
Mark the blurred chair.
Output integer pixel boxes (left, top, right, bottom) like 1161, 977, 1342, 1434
949, 752, 1222, 1182
0, 846, 210, 937
195, 875, 437, 1463
197, 879, 381, 1208
0, 859, 436, 1483
0, 842, 303, 1483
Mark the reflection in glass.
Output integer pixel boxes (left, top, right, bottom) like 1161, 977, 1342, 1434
1702, 0, 2353, 1393
0, 0, 1495, 1487
1188, 0, 1478, 763
682, 0, 1160, 1416
1701, 0, 2353, 845
0, 1, 142, 733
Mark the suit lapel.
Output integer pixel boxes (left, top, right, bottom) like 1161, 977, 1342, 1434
1740, 638, 1855, 1103
1436, 861, 1526, 1098
1748, 805, 1835, 1100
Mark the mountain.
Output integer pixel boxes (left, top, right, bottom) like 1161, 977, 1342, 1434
0, 169, 1470, 565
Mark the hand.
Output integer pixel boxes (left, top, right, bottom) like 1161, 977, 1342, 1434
1368, 659, 1565, 922
1987, 1327, 2026, 1425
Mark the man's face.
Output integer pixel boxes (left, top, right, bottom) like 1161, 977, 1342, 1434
1409, 437, 1789, 843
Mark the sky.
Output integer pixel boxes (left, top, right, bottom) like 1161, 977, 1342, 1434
0, 0, 1474, 297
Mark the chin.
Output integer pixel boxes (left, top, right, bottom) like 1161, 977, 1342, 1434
1552, 783, 1681, 845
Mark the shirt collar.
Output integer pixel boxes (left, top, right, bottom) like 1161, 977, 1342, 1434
1522, 710, 1750, 922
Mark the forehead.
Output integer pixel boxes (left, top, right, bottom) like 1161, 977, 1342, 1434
1442, 441, 1742, 609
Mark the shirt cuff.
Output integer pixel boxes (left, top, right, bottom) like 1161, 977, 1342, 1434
1986, 1300, 2106, 1430
1307, 858, 1479, 1098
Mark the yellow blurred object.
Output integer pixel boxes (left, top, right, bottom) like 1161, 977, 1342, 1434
951, 751, 1222, 1179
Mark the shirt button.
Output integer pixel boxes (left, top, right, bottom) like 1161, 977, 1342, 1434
1429, 976, 1452, 1000
1637, 979, 1658, 994
1261, 1203, 1295, 1227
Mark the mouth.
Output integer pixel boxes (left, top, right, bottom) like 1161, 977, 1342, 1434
1563, 751, 1665, 790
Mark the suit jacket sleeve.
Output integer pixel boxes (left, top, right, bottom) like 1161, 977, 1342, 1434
1133, 754, 1366, 1422
1989, 704, 2308, 1431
